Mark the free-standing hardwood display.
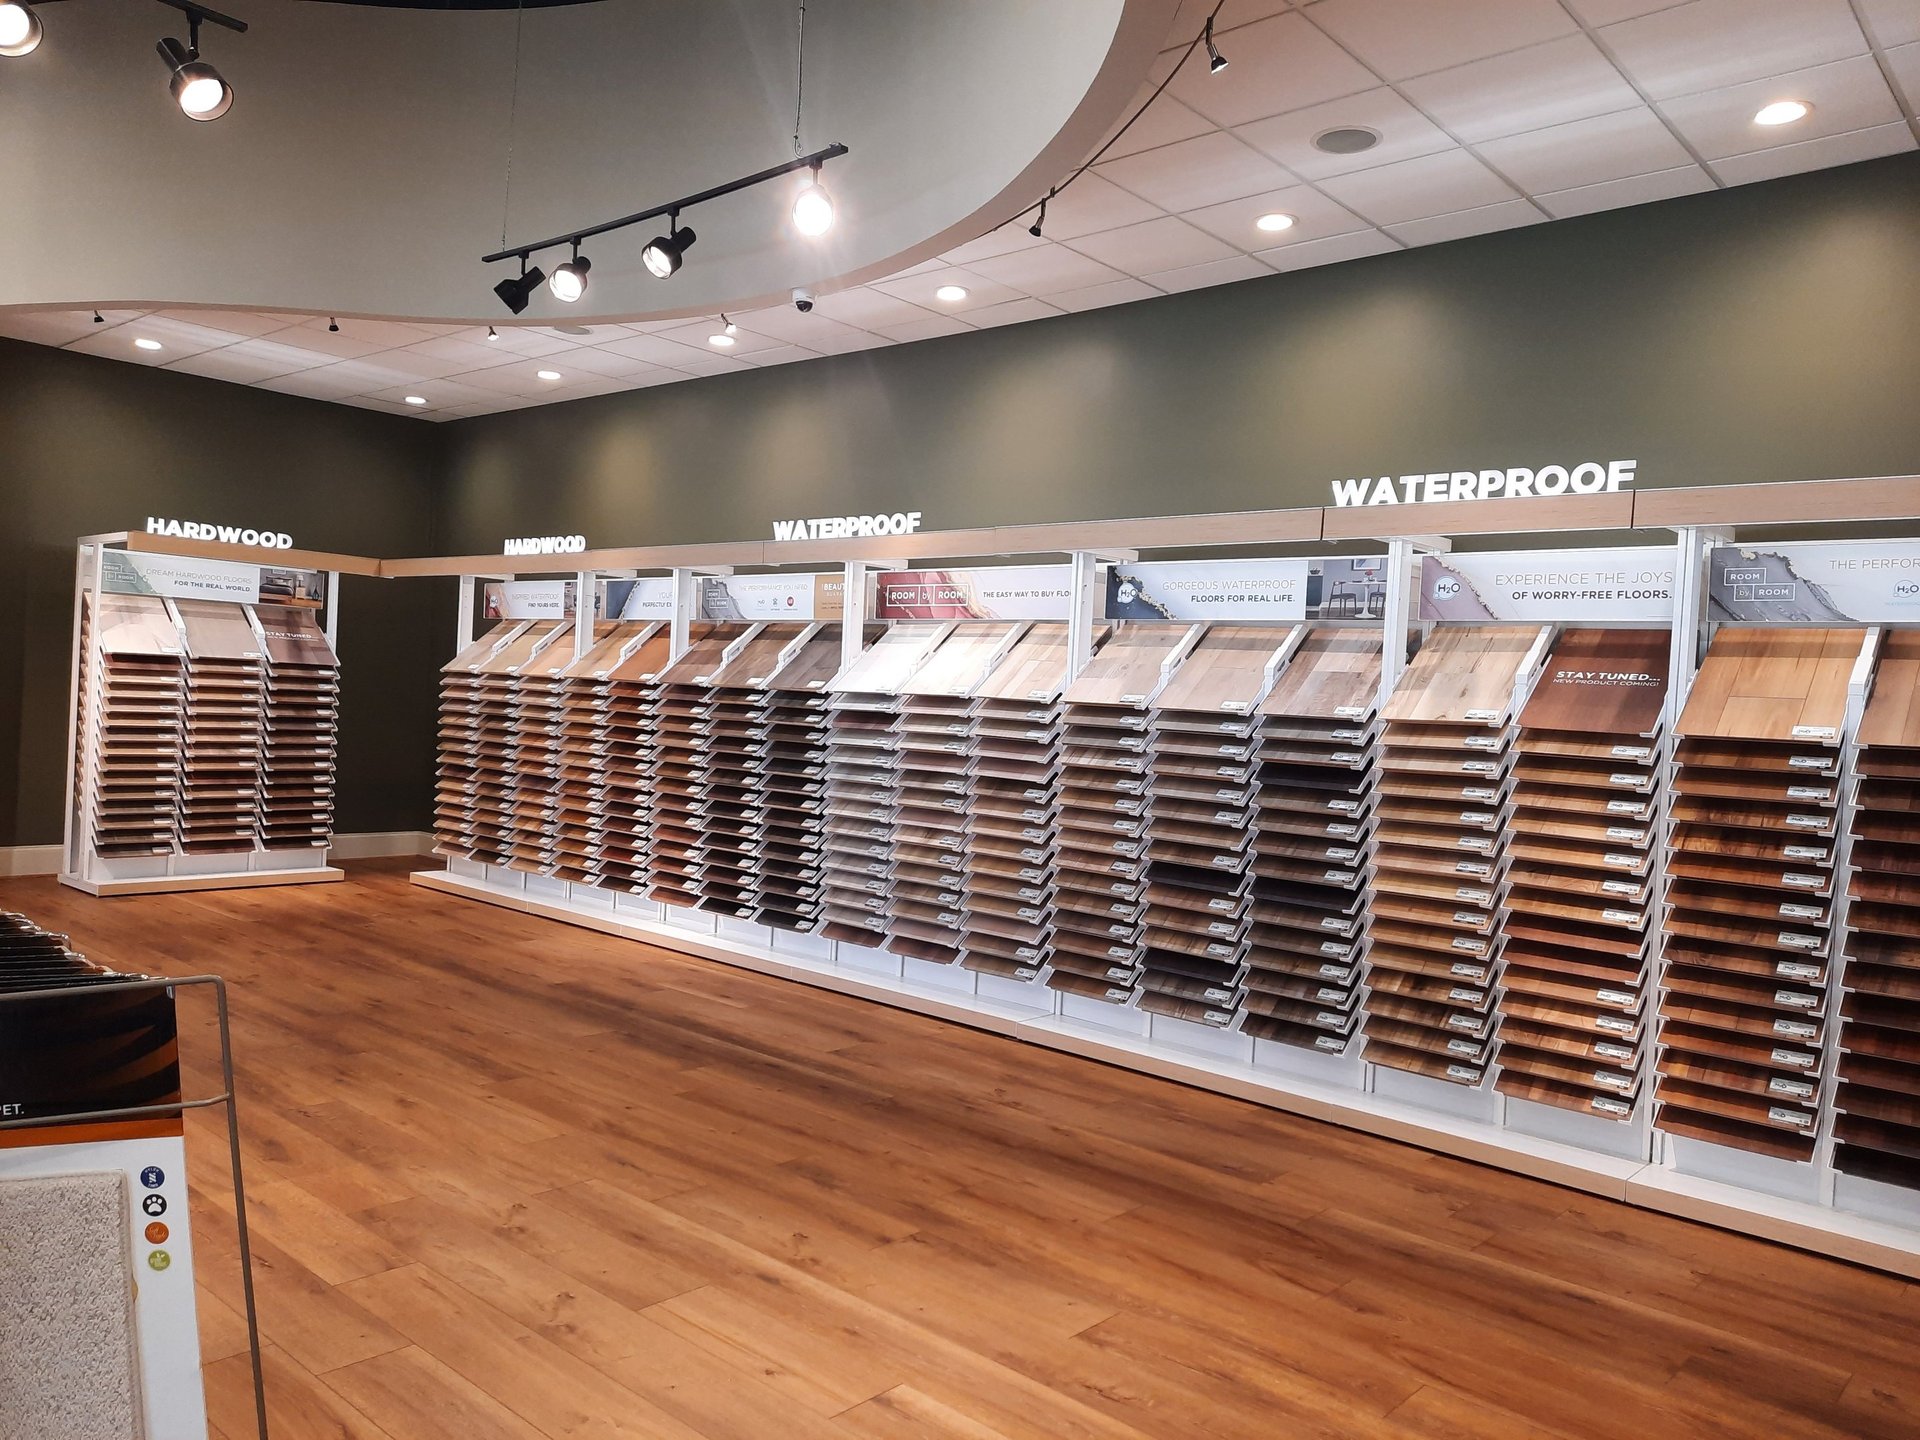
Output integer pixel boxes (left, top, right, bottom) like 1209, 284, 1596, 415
1051, 623, 1194, 1005
592, 628, 680, 893
1366, 625, 1544, 1085
1839, 628, 1920, 1192
253, 604, 341, 850
1245, 630, 1383, 1054
1497, 629, 1670, 1123
646, 625, 750, 908
1138, 625, 1291, 1027
1657, 625, 1867, 1163
551, 623, 652, 883
436, 621, 569, 867
506, 621, 596, 878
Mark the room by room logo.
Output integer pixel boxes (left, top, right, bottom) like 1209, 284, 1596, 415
504, 534, 588, 556
1330, 460, 1637, 506
145, 516, 293, 548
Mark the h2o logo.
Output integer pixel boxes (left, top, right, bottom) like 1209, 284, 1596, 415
1432, 577, 1462, 601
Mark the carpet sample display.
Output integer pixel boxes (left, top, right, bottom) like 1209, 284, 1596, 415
1496, 629, 1670, 1122
0, 1171, 145, 1440
1656, 625, 1867, 1161
1244, 630, 1383, 1054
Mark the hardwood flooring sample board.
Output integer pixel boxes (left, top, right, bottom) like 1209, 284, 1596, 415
1676, 625, 1865, 742
1382, 625, 1543, 726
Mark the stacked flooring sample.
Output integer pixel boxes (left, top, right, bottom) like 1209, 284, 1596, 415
77, 593, 340, 865
1838, 629, 1920, 1189
1498, 630, 1670, 1121
1657, 626, 1863, 1161
1243, 631, 1383, 1055
1365, 626, 1543, 1087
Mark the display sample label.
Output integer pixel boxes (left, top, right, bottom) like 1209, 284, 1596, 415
1418, 547, 1673, 621
1104, 557, 1388, 621
1708, 540, 1920, 622
874, 566, 1071, 620
1329, 460, 1636, 507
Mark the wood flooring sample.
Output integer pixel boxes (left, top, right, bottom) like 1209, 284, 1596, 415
1676, 626, 1865, 741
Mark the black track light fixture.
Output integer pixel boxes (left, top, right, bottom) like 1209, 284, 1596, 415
0, 2, 43, 58
486, 326, 500, 341
641, 214, 697, 280
156, 3, 246, 121
1029, 190, 1053, 239
493, 255, 546, 315
1204, 16, 1227, 74
328, 317, 339, 332
92, 310, 104, 324
548, 243, 591, 303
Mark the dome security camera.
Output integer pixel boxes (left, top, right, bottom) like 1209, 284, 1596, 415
792, 287, 816, 314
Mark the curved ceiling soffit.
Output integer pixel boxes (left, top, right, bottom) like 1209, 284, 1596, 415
0, 0, 1178, 327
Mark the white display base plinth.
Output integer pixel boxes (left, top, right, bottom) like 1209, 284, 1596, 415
410, 865, 1920, 1279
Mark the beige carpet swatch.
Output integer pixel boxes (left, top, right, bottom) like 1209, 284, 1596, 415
0, 1171, 145, 1439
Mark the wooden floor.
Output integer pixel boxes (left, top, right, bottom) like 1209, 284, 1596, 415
9, 859, 1920, 1440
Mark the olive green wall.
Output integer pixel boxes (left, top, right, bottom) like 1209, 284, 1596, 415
435, 151, 1920, 552
0, 338, 449, 848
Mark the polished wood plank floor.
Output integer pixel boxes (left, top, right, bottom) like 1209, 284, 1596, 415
8, 859, 1920, 1440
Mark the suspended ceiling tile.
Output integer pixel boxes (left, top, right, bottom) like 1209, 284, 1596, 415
442, 363, 584, 397
789, 326, 894, 356
1047, 277, 1166, 311
592, 332, 715, 367
1255, 226, 1403, 271
666, 350, 754, 376
868, 267, 1025, 313
460, 325, 577, 357
1097, 130, 1297, 213
544, 344, 676, 378
194, 336, 342, 376
1317, 148, 1520, 226
1033, 172, 1167, 241
938, 226, 1051, 268
1658, 55, 1904, 159
1477, 106, 1695, 193
1598, 0, 1870, 101
726, 307, 872, 347
1141, 254, 1273, 293
1398, 34, 1647, 144
1095, 89, 1219, 162
872, 314, 977, 343
295, 315, 446, 348
1535, 162, 1716, 218
1234, 88, 1457, 179
736, 344, 820, 366
1179, 183, 1371, 249
399, 335, 519, 371
1561, 0, 1689, 24
64, 320, 223, 364
1384, 197, 1544, 246
1171, 0, 1293, 36
1859, 0, 1920, 48
0, 309, 140, 346
260, 323, 392, 360
1708, 120, 1915, 185
1307, 0, 1579, 81
1887, 41, 1920, 105
966, 242, 1130, 296
1065, 214, 1240, 273
255, 368, 380, 402
150, 309, 291, 338
1166, 13, 1378, 128
808, 288, 943, 329
963, 297, 1070, 328
160, 347, 316, 384
366, 379, 498, 412
652, 320, 787, 355
338, 394, 429, 416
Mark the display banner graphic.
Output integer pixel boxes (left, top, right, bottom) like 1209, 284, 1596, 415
874, 566, 1072, 620
484, 580, 574, 619
1418, 547, 1674, 622
102, 549, 261, 604
612, 577, 674, 620
696, 573, 844, 621
1102, 558, 1389, 621
1708, 541, 1920, 622
1329, 460, 1637, 507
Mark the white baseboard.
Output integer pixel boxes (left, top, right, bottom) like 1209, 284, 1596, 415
0, 830, 434, 878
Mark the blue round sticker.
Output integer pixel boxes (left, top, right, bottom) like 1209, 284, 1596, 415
140, 1166, 166, 1189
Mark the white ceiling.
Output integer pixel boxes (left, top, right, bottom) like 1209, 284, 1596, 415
3, 0, 1916, 420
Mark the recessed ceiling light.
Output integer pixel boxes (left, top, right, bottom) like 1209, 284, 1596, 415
1313, 126, 1380, 155
1255, 212, 1296, 233
537, 369, 562, 381
935, 284, 968, 303
404, 395, 427, 406
134, 337, 163, 351
1754, 99, 1810, 126
708, 333, 736, 348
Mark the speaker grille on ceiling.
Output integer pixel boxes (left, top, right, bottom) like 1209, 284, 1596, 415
1313, 127, 1381, 155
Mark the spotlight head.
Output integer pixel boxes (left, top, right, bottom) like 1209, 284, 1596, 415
549, 252, 591, 303
328, 317, 339, 332
486, 326, 499, 341
493, 260, 546, 315
792, 167, 835, 237
1204, 17, 1227, 74
0, 2, 43, 58
642, 224, 696, 279
157, 36, 233, 120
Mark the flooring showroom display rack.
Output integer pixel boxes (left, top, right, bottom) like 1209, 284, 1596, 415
100, 476, 1920, 1273
60, 533, 365, 897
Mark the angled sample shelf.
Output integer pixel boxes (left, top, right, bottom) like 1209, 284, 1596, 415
646, 624, 751, 908
1658, 625, 1867, 1165
253, 604, 342, 851
175, 600, 266, 855
507, 621, 592, 877
1498, 629, 1671, 1126
82, 595, 187, 859
1246, 629, 1384, 1057
591, 627, 679, 893
1366, 624, 1546, 1088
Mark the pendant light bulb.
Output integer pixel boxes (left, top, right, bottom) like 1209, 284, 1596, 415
642, 217, 696, 279
549, 247, 591, 303
0, 2, 43, 57
792, 165, 835, 237
157, 33, 233, 120
1204, 17, 1227, 74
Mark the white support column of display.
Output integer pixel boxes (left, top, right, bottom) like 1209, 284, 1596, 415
455, 576, 478, 652
323, 571, 342, 652
61, 541, 99, 881
1378, 539, 1419, 704
840, 560, 874, 674
1065, 549, 1134, 681
575, 570, 595, 659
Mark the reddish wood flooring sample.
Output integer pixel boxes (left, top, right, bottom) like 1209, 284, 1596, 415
9, 861, 1920, 1440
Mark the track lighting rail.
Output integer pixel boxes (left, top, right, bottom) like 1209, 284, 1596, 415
481, 142, 849, 267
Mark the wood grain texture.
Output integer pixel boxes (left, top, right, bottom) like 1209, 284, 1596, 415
1381, 626, 1541, 725
1676, 627, 1865, 741
1860, 629, 1920, 751
1259, 631, 1383, 720
1516, 629, 1669, 737
7, 862, 1920, 1440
